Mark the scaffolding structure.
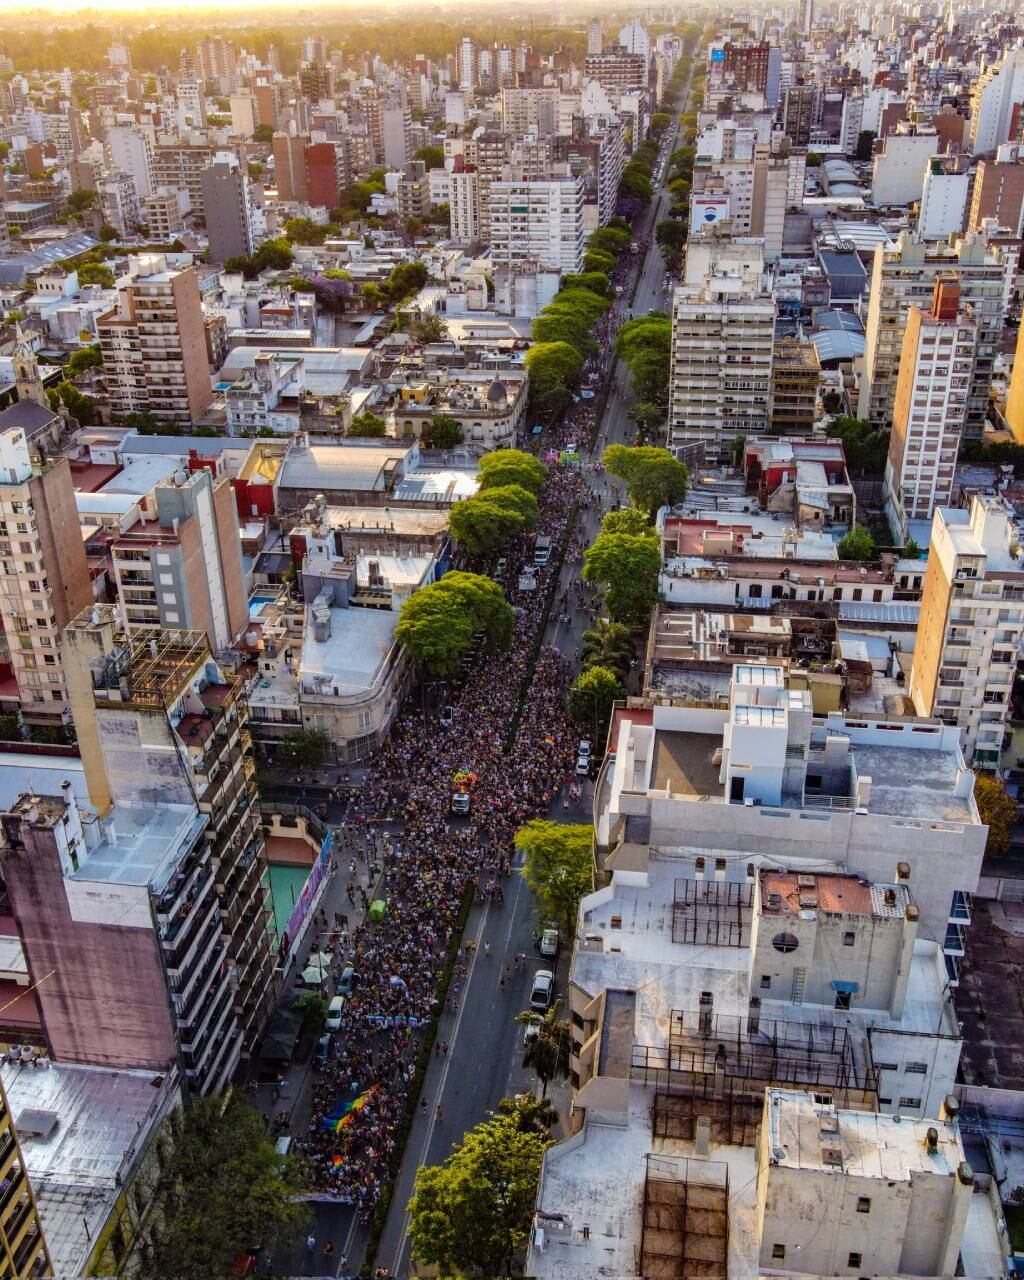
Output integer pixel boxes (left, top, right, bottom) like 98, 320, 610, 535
91, 627, 211, 709
640, 1154, 729, 1280
635, 1005, 878, 1147
672, 876, 754, 947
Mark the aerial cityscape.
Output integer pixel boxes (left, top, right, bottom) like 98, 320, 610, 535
0, 0, 1022, 1276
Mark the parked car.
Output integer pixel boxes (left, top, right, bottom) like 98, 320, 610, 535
326, 995, 345, 1031
578, 740, 592, 759
440, 706, 455, 727
337, 966, 357, 997
314, 1033, 331, 1064
539, 927, 559, 959
575, 753, 591, 776
530, 969, 555, 1010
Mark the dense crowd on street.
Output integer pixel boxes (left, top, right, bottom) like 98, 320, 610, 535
295, 427, 592, 1208
288, 200, 667, 1220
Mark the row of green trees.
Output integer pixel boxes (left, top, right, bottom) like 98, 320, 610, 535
615, 313, 673, 407
561, 447, 690, 739
523, 229, 630, 419
618, 136, 661, 207
448, 449, 547, 555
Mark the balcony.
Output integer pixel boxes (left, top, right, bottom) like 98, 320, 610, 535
949, 890, 972, 925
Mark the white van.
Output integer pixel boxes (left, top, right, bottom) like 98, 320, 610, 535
326, 995, 345, 1030
275, 1135, 293, 1156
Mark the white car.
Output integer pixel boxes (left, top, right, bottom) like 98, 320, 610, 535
326, 996, 345, 1031
575, 754, 590, 777
530, 970, 555, 1011
578, 740, 592, 759
440, 706, 455, 727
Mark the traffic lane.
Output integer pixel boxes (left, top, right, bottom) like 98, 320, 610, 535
385, 871, 539, 1276
262, 1199, 355, 1277
428, 868, 539, 1165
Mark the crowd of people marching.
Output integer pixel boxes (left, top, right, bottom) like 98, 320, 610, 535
292, 238, 647, 1215
294, 422, 596, 1210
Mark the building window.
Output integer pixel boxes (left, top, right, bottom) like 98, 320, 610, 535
848, 1253, 862, 1268
842, 932, 855, 946
835, 991, 851, 1011
873, 1062, 897, 1072
856, 1197, 870, 1214
772, 932, 799, 953
905, 1062, 928, 1074
899, 1096, 922, 1109
760, 974, 771, 989
772, 1245, 785, 1261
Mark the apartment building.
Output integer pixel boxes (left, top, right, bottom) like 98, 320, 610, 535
0, 1078, 51, 1280
583, 47, 647, 94
152, 141, 215, 218
969, 46, 1024, 156
719, 40, 772, 94
919, 157, 970, 238
781, 83, 814, 146
96, 171, 140, 238
272, 132, 308, 204
488, 175, 585, 274
858, 230, 1009, 433
668, 272, 776, 461
104, 124, 154, 200
142, 188, 185, 240
525, 664, 988, 1278
909, 493, 1024, 766
605, 662, 983, 960
201, 157, 255, 263
885, 280, 975, 544
1006, 316, 1024, 443
110, 466, 249, 652
871, 127, 940, 205
58, 610, 276, 1079
757, 1090, 971, 1276
499, 86, 559, 136
0, 428, 92, 726
395, 161, 429, 221
224, 352, 304, 435
97, 255, 213, 425
463, 130, 511, 242
968, 142, 1024, 235
770, 337, 819, 434
691, 144, 803, 262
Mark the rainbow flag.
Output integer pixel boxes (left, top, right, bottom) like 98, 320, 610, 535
331, 1154, 344, 1167
543, 735, 556, 748
322, 1085, 377, 1134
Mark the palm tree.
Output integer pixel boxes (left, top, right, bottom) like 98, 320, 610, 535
581, 619, 633, 677
515, 1000, 572, 1097
496, 1093, 558, 1134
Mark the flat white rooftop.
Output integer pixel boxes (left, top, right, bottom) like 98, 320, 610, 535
766, 1087, 963, 1177
74, 802, 207, 891
2, 1060, 175, 1278
529, 1088, 760, 1280
299, 605, 398, 698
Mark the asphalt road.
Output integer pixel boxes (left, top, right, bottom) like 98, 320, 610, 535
374, 145, 688, 1276
260, 93, 690, 1280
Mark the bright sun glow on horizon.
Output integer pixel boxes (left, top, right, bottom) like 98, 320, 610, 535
3, 0, 482, 12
